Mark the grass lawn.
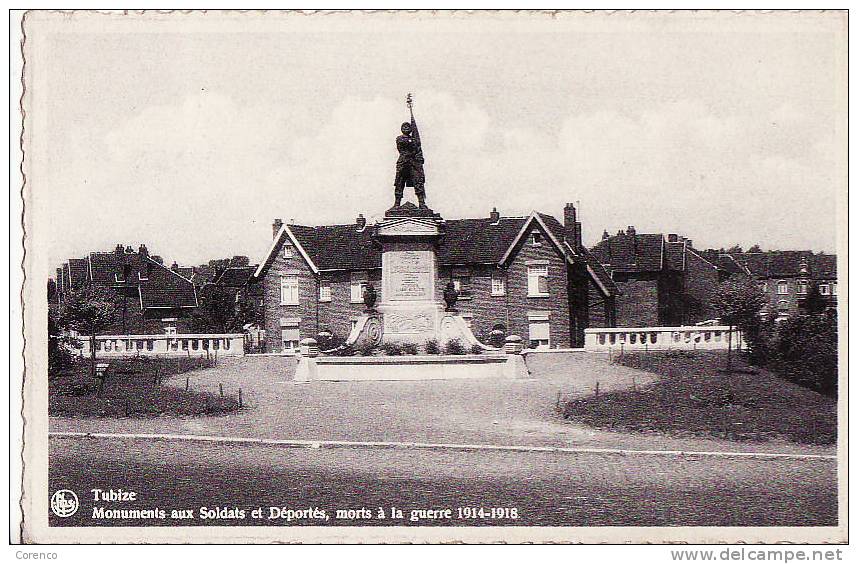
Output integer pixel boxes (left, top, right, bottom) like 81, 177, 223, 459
563, 351, 837, 445
49, 356, 241, 417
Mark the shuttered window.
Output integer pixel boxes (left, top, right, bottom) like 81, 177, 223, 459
527, 265, 549, 297
280, 275, 299, 305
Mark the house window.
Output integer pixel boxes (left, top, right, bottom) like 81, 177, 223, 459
528, 322, 550, 349
280, 275, 299, 305
831, 282, 837, 295
319, 281, 331, 302
350, 280, 368, 303
491, 272, 506, 296
350, 318, 359, 332
138, 271, 148, 281
819, 284, 830, 295
527, 265, 549, 297
283, 245, 294, 258
114, 272, 125, 283
777, 300, 790, 312
461, 314, 474, 328
164, 326, 177, 336
281, 327, 300, 352
776, 280, 788, 295
797, 280, 808, 294
759, 281, 767, 292
531, 232, 542, 246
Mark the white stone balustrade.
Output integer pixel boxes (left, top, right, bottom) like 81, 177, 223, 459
583, 326, 744, 352
73, 333, 245, 358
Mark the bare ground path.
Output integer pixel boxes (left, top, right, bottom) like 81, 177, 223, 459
50, 352, 835, 455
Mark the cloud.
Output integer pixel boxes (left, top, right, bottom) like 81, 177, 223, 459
46, 88, 837, 268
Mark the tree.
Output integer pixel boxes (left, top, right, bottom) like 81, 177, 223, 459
801, 281, 828, 315
774, 312, 838, 396
747, 244, 763, 253
709, 277, 767, 371
726, 244, 744, 254
191, 286, 260, 334
55, 285, 120, 384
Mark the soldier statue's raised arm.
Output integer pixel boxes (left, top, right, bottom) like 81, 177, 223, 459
394, 93, 427, 208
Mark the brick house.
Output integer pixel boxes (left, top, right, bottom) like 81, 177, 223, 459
728, 251, 837, 319
52, 244, 198, 335
590, 228, 726, 327
254, 204, 617, 352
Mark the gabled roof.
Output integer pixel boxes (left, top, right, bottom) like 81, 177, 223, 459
732, 251, 837, 280
577, 247, 619, 297
590, 232, 666, 272
254, 211, 616, 296
68, 258, 89, 288
78, 247, 197, 310
214, 265, 257, 288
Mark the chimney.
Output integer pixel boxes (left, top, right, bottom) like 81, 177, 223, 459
602, 230, 610, 240
627, 225, 636, 236
171, 261, 179, 272
563, 203, 582, 249
125, 245, 134, 254
115, 244, 124, 255
685, 239, 693, 249
138, 244, 148, 257
355, 213, 366, 230
668, 233, 679, 243
272, 218, 283, 239
617, 229, 626, 236
490, 207, 500, 223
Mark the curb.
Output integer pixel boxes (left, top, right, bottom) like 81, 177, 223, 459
48, 432, 836, 461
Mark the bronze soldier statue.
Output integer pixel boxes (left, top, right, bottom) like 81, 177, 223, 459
394, 93, 426, 208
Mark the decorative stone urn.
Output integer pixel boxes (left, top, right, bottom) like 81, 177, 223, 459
363, 282, 378, 312
443, 281, 459, 312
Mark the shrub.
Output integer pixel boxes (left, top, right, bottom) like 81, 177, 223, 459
425, 339, 441, 355
771, 312, 838, 397
469, 343, 483, 355
381, 342, 403, 356
401, 342, 419, 355
444, 338, 466, 355
317, 332, 346, 352
358, 342, 377, 356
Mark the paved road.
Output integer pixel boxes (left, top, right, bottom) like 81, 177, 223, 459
48, 436, 837, 528
49, 353, 834, 455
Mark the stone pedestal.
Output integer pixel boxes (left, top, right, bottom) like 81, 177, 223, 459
375, 203, 445, 345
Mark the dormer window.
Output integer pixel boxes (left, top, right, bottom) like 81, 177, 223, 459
138, 272, 148, 281
115, 272, 125, 283
819, 284, 830, 295
777, 280, 788, 295
283, 244, 294, 259
797, 280, 808, 294
531, 232, 542, 246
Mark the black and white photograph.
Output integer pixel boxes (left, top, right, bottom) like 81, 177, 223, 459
14, 8, 848, 546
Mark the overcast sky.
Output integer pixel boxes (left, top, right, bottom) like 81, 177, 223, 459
27, 11, 845, 270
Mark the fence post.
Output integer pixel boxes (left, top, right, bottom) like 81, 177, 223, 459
219, 383, 224, 398
238, 388, 243, 408
595, 381, 600, 398
185, 377, 189, 391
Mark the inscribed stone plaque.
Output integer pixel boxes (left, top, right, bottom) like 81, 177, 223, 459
386, 250, 433, 301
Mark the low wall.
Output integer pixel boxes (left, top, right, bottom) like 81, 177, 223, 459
583, 326, 744, 352
74, 333, 245, 358
295, 353, 527, 382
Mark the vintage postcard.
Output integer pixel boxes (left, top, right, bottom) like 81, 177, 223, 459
17, 9, 847, 544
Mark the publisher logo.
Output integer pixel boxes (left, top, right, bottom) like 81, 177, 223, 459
50, 490, 79, 517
